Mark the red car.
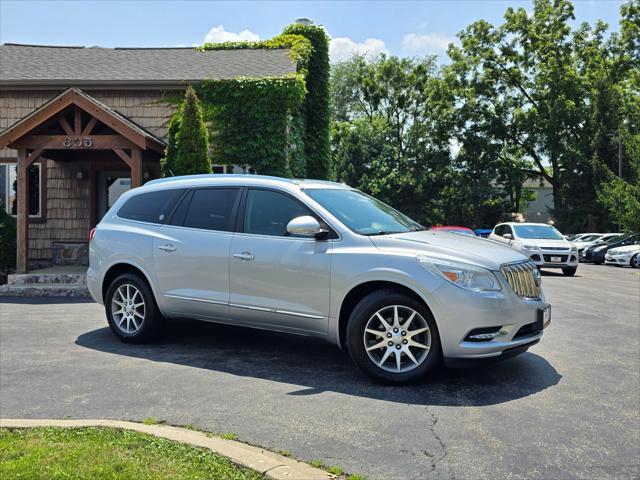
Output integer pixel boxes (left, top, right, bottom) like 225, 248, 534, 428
430, 225, 477, 236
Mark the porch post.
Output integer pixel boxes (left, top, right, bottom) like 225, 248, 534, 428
131, 148, 142, 187
16, 149, 29, 273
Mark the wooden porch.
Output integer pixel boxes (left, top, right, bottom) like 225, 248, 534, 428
0, 88, 165, 273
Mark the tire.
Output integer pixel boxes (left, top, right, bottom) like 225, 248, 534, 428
346, 289, 442, 384
562, 266, 577, 276
105, 273, 163, 343
632, 254, 640, 269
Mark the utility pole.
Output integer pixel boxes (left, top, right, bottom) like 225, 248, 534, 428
617, 133, 622, 179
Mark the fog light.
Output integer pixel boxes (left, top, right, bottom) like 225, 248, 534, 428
464, 326, 507, 342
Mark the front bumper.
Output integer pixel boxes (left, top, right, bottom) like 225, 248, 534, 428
524, 249, 578, 269
605, 253, 632, 266
580, 249, 606, 263
426, 277, 549, 360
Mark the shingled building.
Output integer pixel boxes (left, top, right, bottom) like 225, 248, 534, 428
0, 43, 296, 272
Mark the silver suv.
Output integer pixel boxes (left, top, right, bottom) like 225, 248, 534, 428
88, 175, 550, 383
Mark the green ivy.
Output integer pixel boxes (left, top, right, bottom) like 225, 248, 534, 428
282, 24, 331, 179
196, 75, 306, 177
192, 27, 329, 178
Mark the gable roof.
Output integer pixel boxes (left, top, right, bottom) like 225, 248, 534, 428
0, 44, 296, 88
0, 88, 165, 152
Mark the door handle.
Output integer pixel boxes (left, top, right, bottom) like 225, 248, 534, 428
158, 244, 177, 252
233, 252, 255, 261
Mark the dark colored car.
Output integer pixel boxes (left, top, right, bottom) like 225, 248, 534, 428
581, 233, 640, 264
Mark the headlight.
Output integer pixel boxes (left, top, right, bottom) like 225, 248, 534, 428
523, 244, 539, 250
418, 256, 501, 292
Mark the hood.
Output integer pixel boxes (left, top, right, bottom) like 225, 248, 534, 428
608, 244, 640, 254
370, 230, 528, 271
519, 238, 571, 249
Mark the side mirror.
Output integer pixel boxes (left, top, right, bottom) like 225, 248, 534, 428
503, 233, 513, 240
287, 216, 324, 237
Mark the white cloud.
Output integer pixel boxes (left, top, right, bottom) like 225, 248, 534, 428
329, 37, 389, 62
203, 25, 260, 44
402, 32, 454, 54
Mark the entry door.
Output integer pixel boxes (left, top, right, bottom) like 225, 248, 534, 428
229, 188, 331, 333
97, 170, 131, 222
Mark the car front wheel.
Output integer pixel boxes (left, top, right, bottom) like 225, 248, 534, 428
562, 266, 578, 276
105, 273, 163, 343
632, 254, 640, 269
346, 289, 441, 384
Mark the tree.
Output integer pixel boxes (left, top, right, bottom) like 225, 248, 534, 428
161, 114, 180, 177
173, 86, 211, 176
446, 0, 638, 232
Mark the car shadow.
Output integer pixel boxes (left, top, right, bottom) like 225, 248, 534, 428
0, 296, 95, 304
75, 318, 561, 407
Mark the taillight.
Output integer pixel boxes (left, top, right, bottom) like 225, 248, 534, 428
89, 228, 96, 242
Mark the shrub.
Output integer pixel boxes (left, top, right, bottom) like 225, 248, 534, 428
173, 86, 211, 176
0, 200, 16, 272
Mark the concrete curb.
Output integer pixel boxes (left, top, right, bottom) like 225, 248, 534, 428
0, 419, 334, 480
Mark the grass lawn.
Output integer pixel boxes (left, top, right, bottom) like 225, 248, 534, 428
0, 427, 265, 479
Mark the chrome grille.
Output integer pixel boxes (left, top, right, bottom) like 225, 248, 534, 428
501, 261, 541, 299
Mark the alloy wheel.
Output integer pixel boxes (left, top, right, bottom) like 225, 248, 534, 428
111, 284, 145, 334
633, 254, 640, 268
363, 305, 431, 373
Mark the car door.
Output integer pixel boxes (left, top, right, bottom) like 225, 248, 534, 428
228, 188, 332, 334
153, 187, 241, 320
491, 225, 507, 244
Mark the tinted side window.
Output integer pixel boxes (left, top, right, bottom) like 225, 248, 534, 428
244, 189, 312, 237
494, 225, 504, 236
183, 188, 239, 231
117, 189, 185, 224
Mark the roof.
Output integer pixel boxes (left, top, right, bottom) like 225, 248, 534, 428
0, 44, 297, 88
0, 88, 165, 152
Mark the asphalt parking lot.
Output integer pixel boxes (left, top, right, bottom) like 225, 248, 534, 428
1, 263, 638, 480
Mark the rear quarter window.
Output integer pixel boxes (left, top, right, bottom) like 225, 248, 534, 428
117, 189, 185, 224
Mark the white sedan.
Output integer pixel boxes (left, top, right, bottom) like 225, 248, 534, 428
605, 245, 640, 268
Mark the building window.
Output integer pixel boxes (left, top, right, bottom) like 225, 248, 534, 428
0, 162, 42, 218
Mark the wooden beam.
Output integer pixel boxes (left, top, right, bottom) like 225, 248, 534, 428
81, 117, 98, 136
16, 149, 29, 273
113, 148, 133, 168
13, 135, 138, 150
57, 116, 74, 135
74, 107, 82, 135
131, 148, 142, 188
25, 148, 44, 167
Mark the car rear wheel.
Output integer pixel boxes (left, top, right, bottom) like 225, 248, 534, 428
632, 254, 640, 269
562, 266, 577, 276
105, 273, 163, 343
346, 289, 441, 384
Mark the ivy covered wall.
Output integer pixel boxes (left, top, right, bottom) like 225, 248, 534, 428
187, 24, 330, 179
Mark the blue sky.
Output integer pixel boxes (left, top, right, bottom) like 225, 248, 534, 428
0, 1, 625, 61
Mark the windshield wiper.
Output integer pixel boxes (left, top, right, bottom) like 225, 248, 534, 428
363, 230, 405, 236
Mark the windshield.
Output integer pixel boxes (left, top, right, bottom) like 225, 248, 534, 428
576, 235, 601, 242
600, 234, 621, 243
513, 224, 563, 240
304, 188, 423, 235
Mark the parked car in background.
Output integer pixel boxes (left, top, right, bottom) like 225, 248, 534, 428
88, 175, 550, 384
566, 233, 598, 242
475, 229, 493, 238
582, 233, 640, 264
490, 222, 578, 276
572, 233, 622, 256
605, 244, 640, 268
430, 225, 476, 236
